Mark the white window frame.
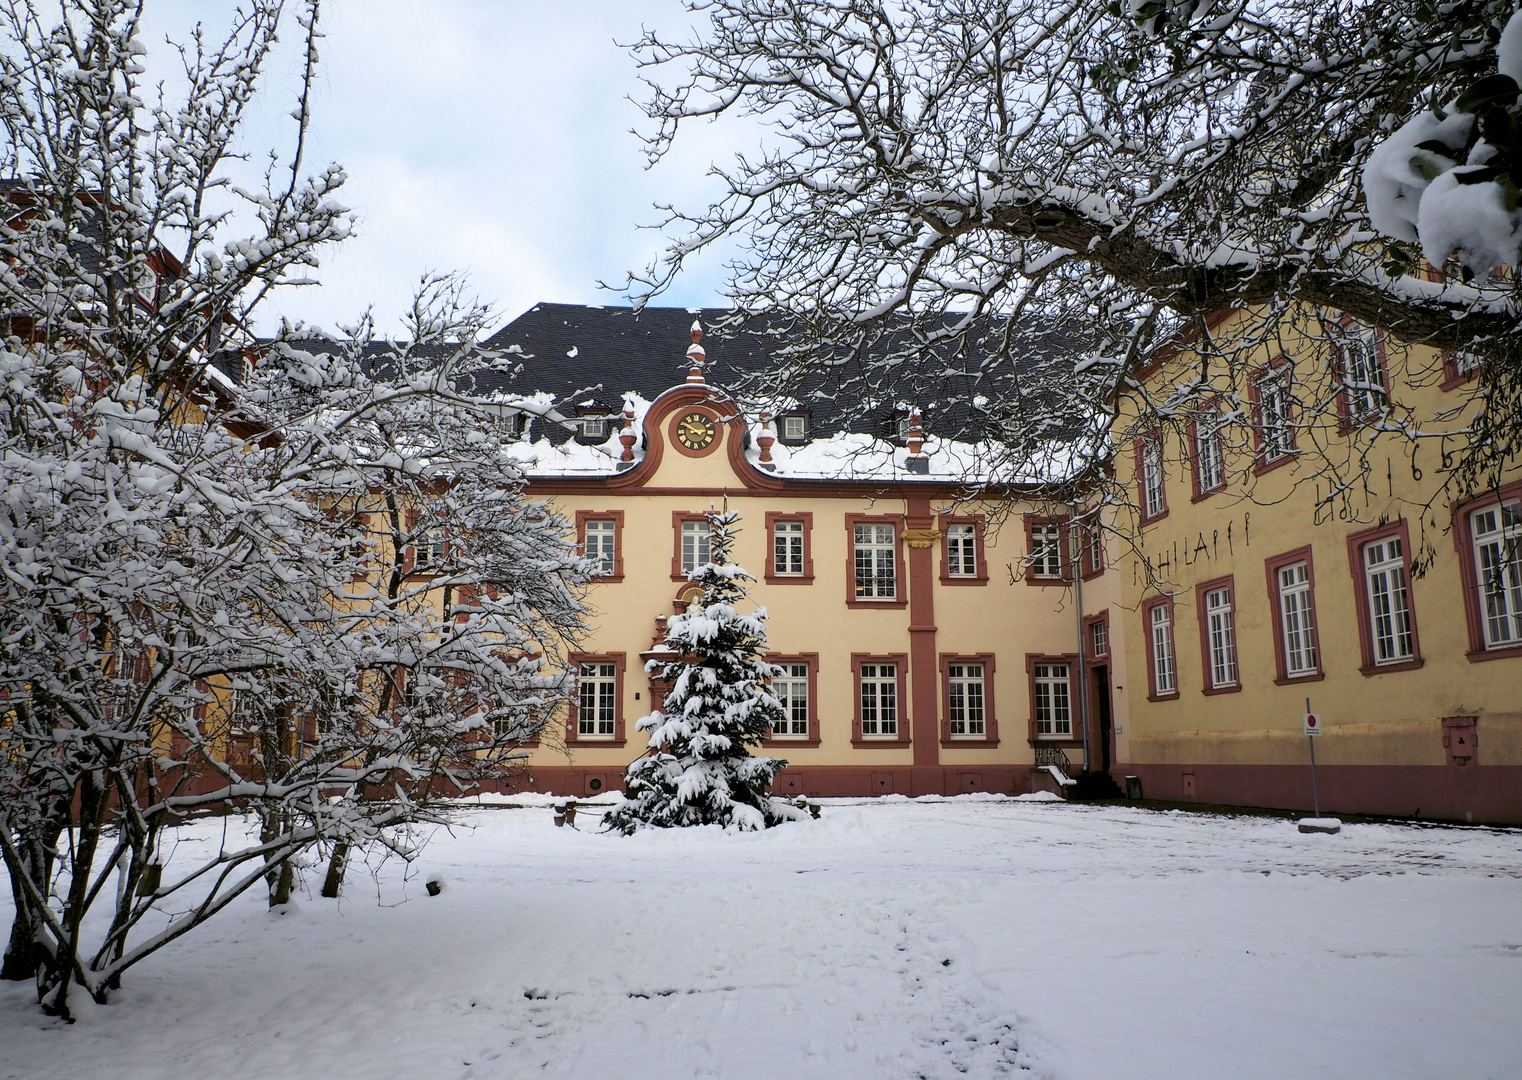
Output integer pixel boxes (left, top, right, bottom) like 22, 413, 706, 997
1090, 619, 1108, 658
1033, 663, 1071, 738
414, 529, 446, 572
681, 520, 712, 576
1257, 368, 1293, 461
584, 518, 616, 576
772, 663, 810, 738
854, 523, 897, 599
1142, 440, 1166, 518
946, 523, 978, 577
1278, 561, 1318, 677
1031, 523, 1063, 579
1195, 411, 1225, 492
858, 663, 898, 737
1205, 586, 1238, 689
1472, 500, 1522, 649
1150, 603, 1177, 695
1363, 537, 1415, 664
773, 519, 805, 577
781, 414, 807, 441
947, 663, 986, 737
1340, 324, 1386, 420
577, 418, 607, 441
576, 662, 618, 738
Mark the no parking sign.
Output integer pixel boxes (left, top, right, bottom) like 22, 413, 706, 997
1304, 712, 1322, 736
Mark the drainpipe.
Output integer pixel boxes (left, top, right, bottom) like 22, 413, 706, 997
1071, 510, 1091, 775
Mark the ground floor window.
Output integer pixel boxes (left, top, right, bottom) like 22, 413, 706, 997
947, 663, 985, 736
1033, 663, 1071, 738
859, 663, 898, 737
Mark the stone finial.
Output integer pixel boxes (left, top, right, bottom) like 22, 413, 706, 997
686, 319, 706, 383
618, 399, 637, 464
905, 408, 929, 474
757, 408, 776, 468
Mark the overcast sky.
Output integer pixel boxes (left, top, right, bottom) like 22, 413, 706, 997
139, 1, 742, 334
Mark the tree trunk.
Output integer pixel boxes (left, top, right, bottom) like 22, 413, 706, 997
2, 860, 37, 981
320, 842, 349, 898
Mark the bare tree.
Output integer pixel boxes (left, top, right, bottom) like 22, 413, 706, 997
618, 0, 1522, 526
0, 1, 586, 1019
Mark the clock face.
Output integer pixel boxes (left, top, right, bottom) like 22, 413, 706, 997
675, 411, 717, 451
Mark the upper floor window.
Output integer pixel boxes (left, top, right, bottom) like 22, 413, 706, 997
1472, 500, 1522, 649
681, 520, 712, 576
780, 414, 808, 442
414, 529, 446, 572
1193, 410, 1225, 494
1363, 536, 1415, 665
1030, 522, 1063, 579
584, 519, 616, 576
1339, 324, 1386, 421
946, 523, 978, 577
1090, 618, 1108, 659
1255, 366, 1294, 462
577, 418, 608, 442
774, 519, 805, 576
854, 523, 897, 599
1138, 437, 1167, 521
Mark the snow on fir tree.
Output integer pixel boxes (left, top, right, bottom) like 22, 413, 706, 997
604, 510, 810, 834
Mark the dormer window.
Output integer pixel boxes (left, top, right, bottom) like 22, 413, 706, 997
780, 413, 809, 443
578, 418, 607, 441
896, 415, 912, 441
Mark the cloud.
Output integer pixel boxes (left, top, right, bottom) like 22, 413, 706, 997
135, 0, 746, 333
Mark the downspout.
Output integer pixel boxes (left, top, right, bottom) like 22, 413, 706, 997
1072, 511, 1091, 774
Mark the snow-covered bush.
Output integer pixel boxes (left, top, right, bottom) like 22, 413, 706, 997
604, 510, 808, 834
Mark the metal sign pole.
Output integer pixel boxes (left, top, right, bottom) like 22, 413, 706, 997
1307, 696, 1320, 819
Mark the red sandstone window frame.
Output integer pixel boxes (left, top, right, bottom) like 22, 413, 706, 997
565, 652, 627, 747
1264, 546, 1326, 684
765, 653, 821, 746
764, 511, 815, 584
1451, 479, 1522, 663
1023, 514, 1071, 585
850, 652, 911, 747
1078, 522, 1105, 580
1187, 404, 1227, 501
1194, 574, 1242, 696
1248, 357, 1297, 474
938, 513, 989, 585
1331, 319, 1391, 432
939, 652, 999, 746
1141, 594, 1180, 701
671, 511, 713, 581
844, 515, 908, 609
1083, 611, 1110, 663
575, 509, 624, 583
1024, 652, 1081, 747
1440, 348, 1484, 391
1133, 433, 1169, 525
1345, 518, 1425, 676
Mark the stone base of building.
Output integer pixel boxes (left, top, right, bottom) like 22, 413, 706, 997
488, 765, 1045, 801
1120, 762, 1522, 825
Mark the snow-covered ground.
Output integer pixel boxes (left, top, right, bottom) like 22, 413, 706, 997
3, 796, 1520, 1080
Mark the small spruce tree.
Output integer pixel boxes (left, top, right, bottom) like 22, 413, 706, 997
605, 509, 809, 833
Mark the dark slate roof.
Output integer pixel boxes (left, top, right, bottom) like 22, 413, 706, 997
481, 302, 1085, 448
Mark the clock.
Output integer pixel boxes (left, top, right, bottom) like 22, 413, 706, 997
674, 411, 717, 451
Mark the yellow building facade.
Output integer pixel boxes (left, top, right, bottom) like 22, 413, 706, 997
494, 306, 1128, 798
1112, 309, 1522, 823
